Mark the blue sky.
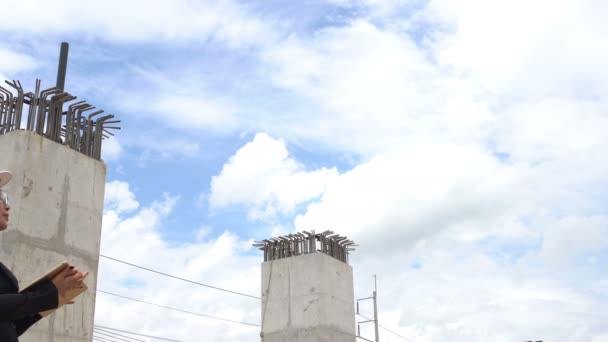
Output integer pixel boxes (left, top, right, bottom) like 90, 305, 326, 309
1, 0, 608, 341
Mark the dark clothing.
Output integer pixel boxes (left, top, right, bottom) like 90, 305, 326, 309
0, 262, 58, 342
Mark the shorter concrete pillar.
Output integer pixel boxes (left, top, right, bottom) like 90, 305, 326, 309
261, 252, 356, 342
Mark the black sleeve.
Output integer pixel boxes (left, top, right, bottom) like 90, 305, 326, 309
0, 279, 58, 322
14, 313, 42, 336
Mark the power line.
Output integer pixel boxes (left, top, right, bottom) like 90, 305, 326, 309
94, 325, 182, 342
93, 335, 138, 342
97, 289, 261, 328
93, 337, 120, 342
357, 313, 416, 342
93, 327, 145, 342
94, 330, 136, 342
99, 254, 260, 300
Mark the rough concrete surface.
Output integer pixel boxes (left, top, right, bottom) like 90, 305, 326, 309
0, 130, 106, 342
261, 252, 356, 342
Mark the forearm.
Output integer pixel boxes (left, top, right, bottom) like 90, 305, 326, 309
0, 279, 58, 321
14, 313, 42, 336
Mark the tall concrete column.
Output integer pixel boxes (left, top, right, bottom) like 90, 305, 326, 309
0, 130, 105, 342
261, 252, 356, 342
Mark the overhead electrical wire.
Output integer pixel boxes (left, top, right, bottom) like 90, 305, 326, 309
97, 289, 260, 328
357, 313, 416, 342
93, 337, 119, 342
93, 327, 145, 342
94, 325, 183, 342
99, 254, 260, 300
98, 254, 412, 341
92, 334, 140, 342
93, 330, 135, 342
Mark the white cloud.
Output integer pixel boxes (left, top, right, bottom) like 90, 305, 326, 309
202, 3, 608, 334
210, 133, 338, 220
258, 0, 608, 165
294, 143, 532, 253
492, 98, 608, 162
98, 186, 260, 342
356, 241, 608, 342
426, 0, 608, 95
594, 335, 608, 342
104, 180, 139, 214
112, 133, 201, 166
101, 137, 123, 162
0, 0, 275, 49
261, 20, 444, 155
329, 0, 422, 19
118, 66, 241, 133
0, 47, 37, 75
135, 138, 200, 165
540, 215, 608, 262
154, 94, 239, 132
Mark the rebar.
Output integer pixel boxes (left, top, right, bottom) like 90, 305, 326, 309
0, 78, 120, 161
0, 86, 14, 134
253, 230, 357, 265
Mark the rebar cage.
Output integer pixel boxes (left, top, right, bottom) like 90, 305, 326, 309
253, 230, 357, 264
0, 79, 120, 161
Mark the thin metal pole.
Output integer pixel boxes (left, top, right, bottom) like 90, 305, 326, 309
373, 275, 380, 342
56, 42, 69, 91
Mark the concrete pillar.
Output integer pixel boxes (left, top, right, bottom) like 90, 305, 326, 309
261, 252, 356, 342
0, 130, 105, 342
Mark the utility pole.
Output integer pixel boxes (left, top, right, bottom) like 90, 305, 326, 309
356, 275, 380, 342
373, 275, 380, 342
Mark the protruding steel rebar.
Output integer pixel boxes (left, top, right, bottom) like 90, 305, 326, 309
36, 87, 60, 134
0, 78, 120, 161
0, 86, 14, 134
5, 80, 24, 131
253, 230, 357, 264
26, 79, 41, 131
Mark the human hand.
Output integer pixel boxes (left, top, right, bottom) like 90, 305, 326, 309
51, 265, 88, 298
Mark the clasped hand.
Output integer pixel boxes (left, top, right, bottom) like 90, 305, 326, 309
51, 264, 88, 301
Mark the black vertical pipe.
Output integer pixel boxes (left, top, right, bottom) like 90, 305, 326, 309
56, 42, 69, 91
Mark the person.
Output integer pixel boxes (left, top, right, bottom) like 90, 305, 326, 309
0, 170, 87, 341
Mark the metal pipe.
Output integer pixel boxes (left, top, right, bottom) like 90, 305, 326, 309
56, 42, 69, 91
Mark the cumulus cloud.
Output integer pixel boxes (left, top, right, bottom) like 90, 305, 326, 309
202, 1, 608, 339
261, 19, 446, 155
103, 180, 139, 214
258, 0, 608, 163
101, 137, 123, 162
98, 185, 260, 342
295, 143, 534, 253
210, 133, 338, 220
